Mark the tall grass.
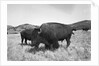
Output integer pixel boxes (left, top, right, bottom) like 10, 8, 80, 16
7, 30, 91, 61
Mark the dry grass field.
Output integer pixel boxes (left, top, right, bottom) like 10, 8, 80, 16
7, 30, 91, 61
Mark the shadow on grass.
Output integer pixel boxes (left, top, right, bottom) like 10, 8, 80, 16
27, 46, 47, 54
27, 45, 57, 54
19, 43, 32, 47
19, 43, 59, 54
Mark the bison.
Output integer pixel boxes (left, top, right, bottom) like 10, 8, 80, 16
20, 28, 50, 49
32, 22, 74, 49
20, 29, 34, 44
70, 20, 91, 31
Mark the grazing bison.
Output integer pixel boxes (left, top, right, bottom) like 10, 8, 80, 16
70, 20, 91, 31
30, 28, 51, 49
20, 28, 50, 49
32, 22, 74, 49
20, 29, 35, 44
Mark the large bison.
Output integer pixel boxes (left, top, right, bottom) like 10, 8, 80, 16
32, 22, 74, 49
70, 20, 91, 31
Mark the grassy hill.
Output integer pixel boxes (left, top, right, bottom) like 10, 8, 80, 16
7, 25, 17, 34
7, 24, 39, 34
7, 25, 15, 30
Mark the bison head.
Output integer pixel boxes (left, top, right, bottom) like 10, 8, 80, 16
31, 27, 41, 45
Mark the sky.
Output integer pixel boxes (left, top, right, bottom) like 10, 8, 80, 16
7, 4, 91, 26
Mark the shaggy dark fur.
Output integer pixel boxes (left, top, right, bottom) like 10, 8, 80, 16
33, 22, 74, 49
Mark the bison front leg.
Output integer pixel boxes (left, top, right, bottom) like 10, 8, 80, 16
43, 40, 51, 50
45, 44, 51, 50
21, 38, 24, 44
52, 41, 59, 49
31, 40, 39, 48
31, 40, 35, 47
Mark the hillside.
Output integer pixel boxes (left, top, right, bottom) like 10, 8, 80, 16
7, 25, 15, 30
7, 24, 39, 34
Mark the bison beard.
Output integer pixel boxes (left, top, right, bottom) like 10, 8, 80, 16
32, 22, 73, 49
31, 29, 51, 49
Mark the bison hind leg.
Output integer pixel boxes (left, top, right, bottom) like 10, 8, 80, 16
66, 40, 70, 48
25, 39, 27, 44
66, 34, 72, 48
